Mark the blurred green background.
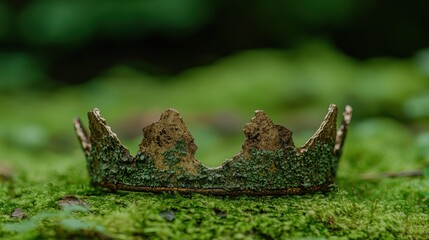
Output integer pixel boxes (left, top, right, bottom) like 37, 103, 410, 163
1, 0, 429, 170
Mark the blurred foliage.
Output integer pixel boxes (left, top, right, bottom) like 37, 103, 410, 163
0, 0, 429, 85
0, 3, 9, 38
18, 0, 211, 45
0, 53, 47, 90
1, 43, 428, 167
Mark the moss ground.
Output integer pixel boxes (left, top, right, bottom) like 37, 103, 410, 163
1, 155, 428, 239
1, 45, 429, 239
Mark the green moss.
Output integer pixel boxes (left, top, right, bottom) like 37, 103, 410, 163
88, 132, 336, 192
162, 140, 188, 167
1, 167, 429, 239
222, 143, 335, 190
2, 142, 428, 239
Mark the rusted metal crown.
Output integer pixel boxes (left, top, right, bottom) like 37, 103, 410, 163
74, 104, 352, 195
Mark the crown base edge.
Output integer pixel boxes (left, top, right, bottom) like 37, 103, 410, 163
94, 181, 335, 196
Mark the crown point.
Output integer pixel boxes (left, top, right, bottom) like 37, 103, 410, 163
328, 103, 337, 110
298, 104, 338, 153
344, 105, 352, 122
141, 109, 194, 150
334, 105, 353, 157
73, 117, 91, 156
164, 108, 180, 115
91, 108, 102, 119
139, 109, 201, 174
253, 110, 273, 123
242, 110, 294, 155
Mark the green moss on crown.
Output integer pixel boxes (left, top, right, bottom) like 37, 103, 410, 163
73, 104, 352, 195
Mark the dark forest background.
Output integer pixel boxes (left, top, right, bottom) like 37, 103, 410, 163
1, 0, 429, 89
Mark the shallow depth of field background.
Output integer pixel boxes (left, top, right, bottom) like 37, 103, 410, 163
1, 1, 429, 239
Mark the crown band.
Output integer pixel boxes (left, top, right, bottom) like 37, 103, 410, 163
74, 104, 352, 195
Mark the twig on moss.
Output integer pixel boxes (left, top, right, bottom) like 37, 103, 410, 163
362, 170, 423, 180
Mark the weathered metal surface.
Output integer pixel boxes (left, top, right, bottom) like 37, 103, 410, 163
74, 104, 352, 195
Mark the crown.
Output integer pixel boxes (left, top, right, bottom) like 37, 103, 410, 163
73, 104, 352, 195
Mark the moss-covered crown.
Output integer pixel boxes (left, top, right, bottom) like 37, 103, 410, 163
73, 104, 352, 195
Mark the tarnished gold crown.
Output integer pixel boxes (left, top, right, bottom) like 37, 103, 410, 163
74, 104, 352, 195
